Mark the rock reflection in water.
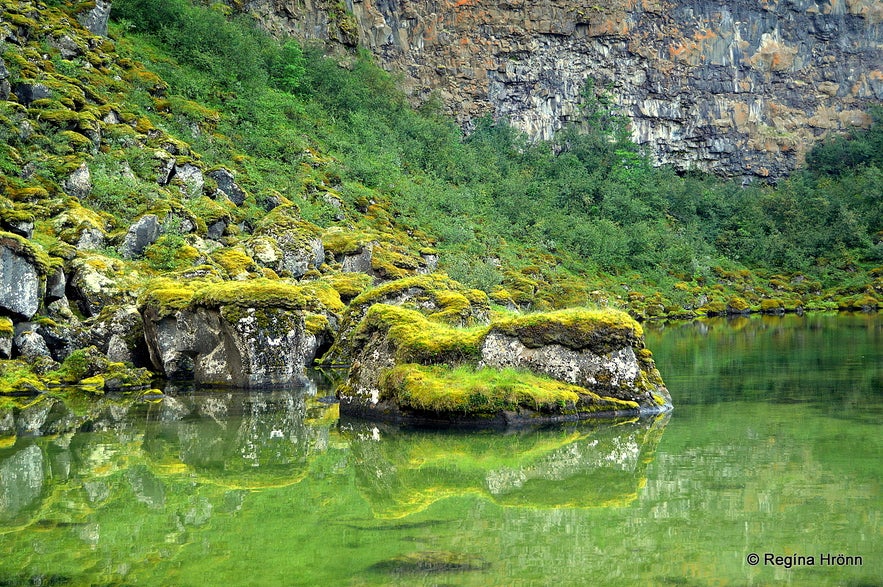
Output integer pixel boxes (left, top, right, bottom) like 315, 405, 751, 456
342, 413, 669, 518
141, 387, 330, 489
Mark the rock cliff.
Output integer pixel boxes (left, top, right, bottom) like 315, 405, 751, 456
243, 0, 882, 178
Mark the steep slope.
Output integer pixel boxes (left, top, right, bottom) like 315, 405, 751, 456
243, 0, 882, 178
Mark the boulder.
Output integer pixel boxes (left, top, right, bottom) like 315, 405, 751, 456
252, 206, 324, 278
76, 228, 106, 251
479, 310, 670, 408
45, 266, 66, 304
120, 214, 160, 259
140, 279, 343, 387
67, 257, 125, 317
13, 329, 52, 361
338, 306, 671, 426
0, 234, 45, 320
0, 318, 13, 359
208, 168, 246, 205
77, 0, 112, 36
322, 273, 491, 365
12, 82, 50, 106
62, 163, 92, 199
174, 163, 204, 198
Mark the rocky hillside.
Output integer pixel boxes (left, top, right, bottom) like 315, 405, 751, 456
244, 0, 883, 178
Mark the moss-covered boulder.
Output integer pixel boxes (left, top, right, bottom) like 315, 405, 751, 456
337, 305, 671, 426
480, 309, 670, 410
139, 278, 343, 387
322, 273, 491, 365
251, 206, 324, 278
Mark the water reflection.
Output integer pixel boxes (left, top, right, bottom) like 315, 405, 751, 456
343, 415, 669, 518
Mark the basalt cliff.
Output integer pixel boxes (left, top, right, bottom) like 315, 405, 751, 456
243, 0, 883, 178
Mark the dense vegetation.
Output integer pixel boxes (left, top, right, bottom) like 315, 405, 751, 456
104, 0, 882, 311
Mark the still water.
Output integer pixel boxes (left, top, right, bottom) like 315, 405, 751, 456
0, 314, 880, 586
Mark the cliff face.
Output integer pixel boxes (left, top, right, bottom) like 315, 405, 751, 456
243, 0, 882, 178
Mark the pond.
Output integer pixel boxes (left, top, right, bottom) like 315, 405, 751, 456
0, 313, 880, 586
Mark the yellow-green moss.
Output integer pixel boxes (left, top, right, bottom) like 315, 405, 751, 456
0, 360, 46, 394
190, 278, 342, 313
355, 304, 488, 365
0, 317, 13, 337
321, 227, 374, 256
760, 298, 785, 312
211, 247, 257, 278
492, 307, 642, 351
325, 272, 373, 299
138, 278, 204, 318
726, 296, 750, 312
379, 364, 639, 415
304, 313, 330, 335
351, 274, 489, 325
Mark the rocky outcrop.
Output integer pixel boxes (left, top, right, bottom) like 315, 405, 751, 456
337, 305, 670, 426
140, 279, 342, 387
244, 0, 883, 178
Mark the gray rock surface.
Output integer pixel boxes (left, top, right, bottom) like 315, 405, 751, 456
208, 168, 246, 205
120, 214, 161, 259
77, 0, 112, 36
13, 330, 52, 361
141, 305, 324, 387
0, 239, 42, 320
63, 163, 92, 199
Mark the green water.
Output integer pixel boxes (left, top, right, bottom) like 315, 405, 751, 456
0, 314, 880, 586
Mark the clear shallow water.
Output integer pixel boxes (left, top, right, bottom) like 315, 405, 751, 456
0, 314, 880, 586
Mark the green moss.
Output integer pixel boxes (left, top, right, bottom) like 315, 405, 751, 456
379, 364, 639, 415
726, 297, 750, 312
138, 278, 204, 318
492, 308, 642, 352
352, 273, 489, 325
760, 298, 785, 312
0, 318, 13, 337
321, 227, 374, 256
304, 313, 330, 335
211, 247, 257, 278
0, 360, 46, 394
190, 278, 342, 313
354, 304, 488, 365
324, 272, 373, 300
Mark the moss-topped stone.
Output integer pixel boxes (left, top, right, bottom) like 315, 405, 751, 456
140, 278, 343, 387
0, 231, 49, 320
322, 273, 491, 365
338, 305, 671, 426
252, 205, 324, 278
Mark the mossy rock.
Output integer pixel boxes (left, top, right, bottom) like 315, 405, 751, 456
190, 278, 344, 314
324, 272, 373, 300
353, 304, 489, 365
379, 364, 639, 417
760, 298, 786, 313
0, 360, 46, 394
491, 308, 642, 354
0, 230, 52, 275
321, 227, 375, 257
726, 296, 751, 313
